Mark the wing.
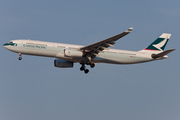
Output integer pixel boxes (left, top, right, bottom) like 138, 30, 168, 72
79, 27, 133, 56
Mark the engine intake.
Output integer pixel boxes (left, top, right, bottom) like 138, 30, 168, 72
54, 59, 74, 68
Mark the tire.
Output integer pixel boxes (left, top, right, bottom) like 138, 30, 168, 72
84, 69, 89, 74
19, 57, 22, 60
80, 67, 85, 71
90, 63, 95, 68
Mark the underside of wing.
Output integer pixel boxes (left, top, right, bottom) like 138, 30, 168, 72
79, 27, 133, 57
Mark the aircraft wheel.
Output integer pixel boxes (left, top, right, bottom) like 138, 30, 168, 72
84, 69, 89, 74
90, 63, 95, 68
19, 57, 22, 60
80, 66, 85, 71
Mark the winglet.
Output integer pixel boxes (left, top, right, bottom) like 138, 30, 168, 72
125, 27, 133, 33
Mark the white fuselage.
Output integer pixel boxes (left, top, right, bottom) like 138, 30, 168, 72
4, 39, 155, 64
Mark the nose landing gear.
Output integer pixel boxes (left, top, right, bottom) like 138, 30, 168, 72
19, 57, 22, 60
18, 53, 22, 60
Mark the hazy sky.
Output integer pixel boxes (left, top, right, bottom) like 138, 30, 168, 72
1, 0, 180, 120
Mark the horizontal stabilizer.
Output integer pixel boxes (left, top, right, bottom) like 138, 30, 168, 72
151, 49, 175, 59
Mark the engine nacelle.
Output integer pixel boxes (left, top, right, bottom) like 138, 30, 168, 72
54, 59, 74, 68
64, 49, 83, 57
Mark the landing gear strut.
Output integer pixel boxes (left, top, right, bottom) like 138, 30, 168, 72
18, 53, 22, 60
79, 54, 96, 74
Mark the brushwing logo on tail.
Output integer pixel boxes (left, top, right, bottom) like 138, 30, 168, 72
152, 37, 168, 51
144, 34, 170, 52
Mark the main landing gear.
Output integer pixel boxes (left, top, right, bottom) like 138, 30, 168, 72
80, 63, 95, 74
80, 64, 89, 74
18, 53, 22, 60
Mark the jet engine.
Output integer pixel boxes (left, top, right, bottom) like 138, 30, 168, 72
64, 49, 83, 57
54, 59, 74, 68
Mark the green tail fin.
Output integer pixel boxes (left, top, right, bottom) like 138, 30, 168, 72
144, 33, 171, 51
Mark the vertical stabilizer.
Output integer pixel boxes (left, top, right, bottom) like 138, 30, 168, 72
140, 33, 171, 52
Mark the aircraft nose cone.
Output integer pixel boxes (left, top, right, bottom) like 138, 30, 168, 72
3, 43, 8, 48
3, 43, 12, 49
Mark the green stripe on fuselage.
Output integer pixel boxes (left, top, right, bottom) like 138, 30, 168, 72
3, 43, 17, 46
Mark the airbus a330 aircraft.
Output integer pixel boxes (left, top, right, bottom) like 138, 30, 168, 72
3, 27, 175, 74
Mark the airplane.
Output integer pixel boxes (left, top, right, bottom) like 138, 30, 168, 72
3, 27, 175, 74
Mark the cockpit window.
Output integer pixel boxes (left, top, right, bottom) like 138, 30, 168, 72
8, 41, 13, 43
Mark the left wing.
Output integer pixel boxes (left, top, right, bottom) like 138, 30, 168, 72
79, 27, 133, 56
